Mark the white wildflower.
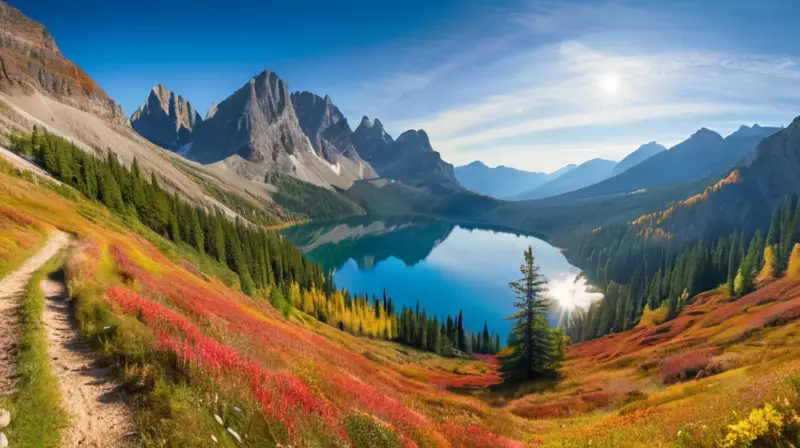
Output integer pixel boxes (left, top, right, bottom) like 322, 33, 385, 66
227, 427, 243, 444
214, 414, 223, 425
0, 409, 9, 428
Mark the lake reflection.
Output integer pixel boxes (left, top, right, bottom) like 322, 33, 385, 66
283, 216, 602, 336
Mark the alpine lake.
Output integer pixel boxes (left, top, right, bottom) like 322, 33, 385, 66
283, 216, 602, 336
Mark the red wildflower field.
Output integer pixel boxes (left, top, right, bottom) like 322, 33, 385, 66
427, 355, 503, 389
0, 203, 47, 278
9, 162, 800, 447
659, 348, 717, 384
84, 237, 526, 446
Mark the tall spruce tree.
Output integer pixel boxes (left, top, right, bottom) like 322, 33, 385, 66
501, 246, 561, 380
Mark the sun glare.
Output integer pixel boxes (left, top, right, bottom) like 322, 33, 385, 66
548, 274, 604, 311
598, 73, 621, 94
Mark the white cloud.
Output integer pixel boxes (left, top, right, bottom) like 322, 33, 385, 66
392, 41, 800, 170
333, 1, 800, 171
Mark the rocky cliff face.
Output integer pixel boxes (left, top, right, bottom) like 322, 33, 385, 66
290, 91, 374, 176
352, 116, 394, 163
0, 1, 124, 123
352, 117, 459, 190
188, 70, 303, 164
130, 84, 202, 151
187, 70, 372, 188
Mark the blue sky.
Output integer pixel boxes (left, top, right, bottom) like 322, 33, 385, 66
12, 0, 800, 171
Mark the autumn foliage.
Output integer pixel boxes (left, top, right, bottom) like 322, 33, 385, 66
789, 243, 800, 282
72, 238, 524, 447
659, 348, 717, 384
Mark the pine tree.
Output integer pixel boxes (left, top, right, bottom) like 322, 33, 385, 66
501, 246, 560, 380
737, 230, 764, 297
734, 267, 747, 297
457, 310, 465, 351
99, 170, 124, 212
727, 233, 740, 297
481, 322, 490, 354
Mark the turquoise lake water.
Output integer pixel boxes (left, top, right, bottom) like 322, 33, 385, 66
283, 216, 602, 337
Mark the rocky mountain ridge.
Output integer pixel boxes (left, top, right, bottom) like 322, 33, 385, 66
0, 1, 124, 124
537, 125, 780, 205
130, 84, 202, 151
352, 117, 460, 190
181, 70, 372, 188
612, 141, 666, 176
509, 158, 618, 201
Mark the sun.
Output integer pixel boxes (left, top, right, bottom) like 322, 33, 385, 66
598, 73, 621, 94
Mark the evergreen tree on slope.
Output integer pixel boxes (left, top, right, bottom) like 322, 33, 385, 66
501, 246, 562, 380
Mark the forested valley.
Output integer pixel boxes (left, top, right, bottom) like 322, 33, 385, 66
7, 128, 503, 358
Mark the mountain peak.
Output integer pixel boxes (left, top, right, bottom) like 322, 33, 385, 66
206, 102, 218, 120
290, 90, 371, 167
355, 116, 389, 137
151, 83, 168, 96
358, 116, 385, 130
254, 69, 279, 82
466, 160, 488, 168
397, 129, 429, 142
0, 0, 124, 123
612, 141, 666, 176
691, 127, 723, 140
131, 84, 201, 151
727, 123, 782, 139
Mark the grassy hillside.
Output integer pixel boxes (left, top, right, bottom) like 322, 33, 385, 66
266, 171, 365, 220
0, 157, 533, 447
4, 131, 800, 447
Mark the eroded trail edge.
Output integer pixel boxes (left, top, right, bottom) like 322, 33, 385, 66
41, 258, 136, 447
0, 230, 71, 396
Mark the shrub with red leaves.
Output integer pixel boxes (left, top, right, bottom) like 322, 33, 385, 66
659, 348, 717, 384
108, 285, 339, 435
750, 299, 800, 329
0, 206, 36, 226
437, 423, 530, 448
103, 241, 527, 447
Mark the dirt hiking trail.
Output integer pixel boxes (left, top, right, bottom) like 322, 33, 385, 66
42, 259, 136, 447
0, 230, 70, 396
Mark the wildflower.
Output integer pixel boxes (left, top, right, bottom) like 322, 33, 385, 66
214, 414, 223, 425
227, 427, 243, 443
211, 435, 218, 443
0, 409, 9, 428
721, 404, 784, 448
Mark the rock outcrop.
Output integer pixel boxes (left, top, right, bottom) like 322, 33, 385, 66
0, 1, 124, 124
352, 117, 460, 190
187, 70, 372, 188
291, 91, 375, 176
130, 84, 202, 151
